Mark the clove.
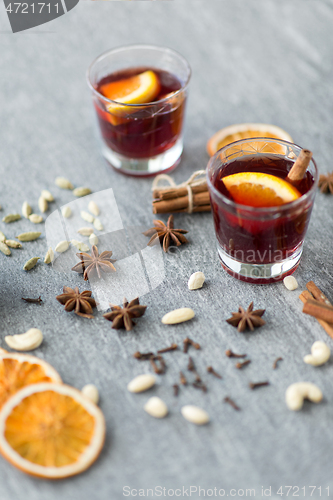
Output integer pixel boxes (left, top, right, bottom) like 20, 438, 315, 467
22, 296, 43, 305
225, 349, 247, 358
157, 343, 178, 354
249, 381, 269, 390
207, 366, 222, 379
272, 357, 283, 369
224, 396, 241, 411
235, 359, 251, 369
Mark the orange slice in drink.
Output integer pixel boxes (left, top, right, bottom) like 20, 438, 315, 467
0, 383, 106, 478
0, 353, 61, 410
222, 172, 301, 207
207, 123, 293, 157
100, 70, 161, 106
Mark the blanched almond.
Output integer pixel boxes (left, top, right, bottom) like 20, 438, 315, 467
127, 374, 156, 393
144, 397, 168, 418
162, 308, 195, 325
181, 405, 209, 425
188, 271, 205, 290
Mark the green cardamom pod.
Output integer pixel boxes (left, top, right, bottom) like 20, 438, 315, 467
23, 257, 40, 271
73, 187, 92, 197
16, 232, 41, 242
0, 241, 11, 256
0, 231, 6, 242
5, 240, 22, 249
2, 213, 21, 223
22, 201, 32, 219
44, 247, 54, 264
55, 177, 74, 190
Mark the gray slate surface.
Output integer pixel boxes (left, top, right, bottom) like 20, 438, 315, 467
0, 1, 333, 499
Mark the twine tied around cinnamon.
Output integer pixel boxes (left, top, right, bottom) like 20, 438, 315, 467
151, 170, 211, 214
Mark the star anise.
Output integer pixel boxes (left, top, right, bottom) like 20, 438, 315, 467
56, 286, 97, 319
143, 215, 188, 252
226, 302, 266, 332
318, 172, 333, 194
103, 297, 147, 331
71, 245, 116, 281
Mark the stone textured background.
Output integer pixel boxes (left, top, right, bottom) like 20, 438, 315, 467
0, 1, 333, 498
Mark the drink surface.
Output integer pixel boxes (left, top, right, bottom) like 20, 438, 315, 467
213, 154, 314, 206
95, 67, 185, 159
97, 67, 182, 103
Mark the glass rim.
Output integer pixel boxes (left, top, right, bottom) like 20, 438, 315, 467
86, 43, 192, 109
206, 137, 318, 215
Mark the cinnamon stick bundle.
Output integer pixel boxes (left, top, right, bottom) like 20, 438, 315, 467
153, 191, 211, 214
299, 282, 333, 340
152, 171, 211, 214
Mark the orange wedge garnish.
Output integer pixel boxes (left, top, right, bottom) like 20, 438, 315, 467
207, 123, 293, 157
0, 383, 105, 478
0, 353, 61, 410
222, 172, 301, 207
100, 70, 160, 106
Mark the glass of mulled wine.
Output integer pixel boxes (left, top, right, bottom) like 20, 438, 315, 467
206, 138, 318, 284
87, 45, 191, 176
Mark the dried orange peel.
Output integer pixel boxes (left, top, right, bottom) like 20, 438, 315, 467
207, 123, 293, 157
0, 383, 105, 479
0, 353, 61, 410
222, 172, 301, 207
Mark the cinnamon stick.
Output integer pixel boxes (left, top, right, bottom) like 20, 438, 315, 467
153, 183, 208, 200
299, 290, 333, 340
306, 281, 332, 306
303, 298, 333, 324
152, 191, 211, 214
287, 149, 312, 182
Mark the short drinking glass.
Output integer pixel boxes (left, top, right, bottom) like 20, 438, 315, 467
206, 138, 318, 283
87, 45, 191, 176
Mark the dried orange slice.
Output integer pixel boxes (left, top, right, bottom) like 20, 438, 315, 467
207, 123, 293, 157
222, 172, 301, 207
0, 383, 105, 478
0, 353, 61, 410
100, 70, 161, 105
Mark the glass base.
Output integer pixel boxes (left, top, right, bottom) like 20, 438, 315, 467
101, 137, 183, 177
217, 244, 303, 284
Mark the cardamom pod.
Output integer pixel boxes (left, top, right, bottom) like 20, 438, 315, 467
29, 214, 43, 224
89, 233, 98, 246
44, 247, 54, 264
0, 231, 6, 242
88, 201, 100, 216
80, 243, 90, 252
16, 232, 41, 242
71, 240, 89, 252
38, 196, 48, 213
5, 240, 22, 249
61, 206, 72, 218
0, 241, 11, 256
55, 176, 74, 190
55, 240, 69, 253
2, 213, 21, 223
93, 218, 104, 231
81, 210, 95, 223
23, 257, 40, 271
77, 227, 94, 236
41, 189, 54, 202
73, 187, 92, 197
22, 201, 32, 219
